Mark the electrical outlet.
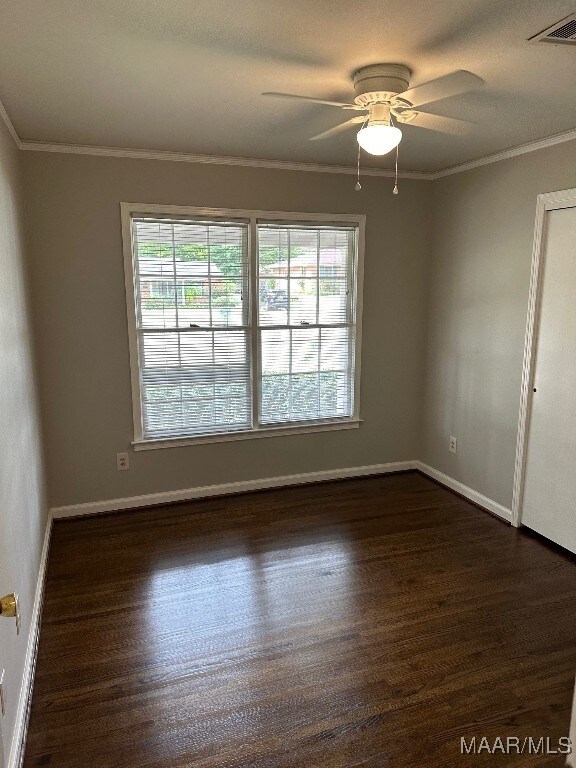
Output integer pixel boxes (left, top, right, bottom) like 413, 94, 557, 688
449, 436, 457, 454
117, 452, 129, 471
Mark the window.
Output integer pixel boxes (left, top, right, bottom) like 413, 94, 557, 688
121, 204, 364, 448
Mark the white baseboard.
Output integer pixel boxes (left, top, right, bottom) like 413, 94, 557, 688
50, 461, 417, 519
415, 462, 512, 522
9, 461, 510, 765
49, 461, 513, 523
8, 512, 53, 768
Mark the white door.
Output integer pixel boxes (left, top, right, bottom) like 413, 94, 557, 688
569, 680, 576, 768
521, 201, 576, 554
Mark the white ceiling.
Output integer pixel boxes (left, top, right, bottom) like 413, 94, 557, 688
1, 0, 575, 172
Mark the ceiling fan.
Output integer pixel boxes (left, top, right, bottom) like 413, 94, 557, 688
263, 64, 483, 156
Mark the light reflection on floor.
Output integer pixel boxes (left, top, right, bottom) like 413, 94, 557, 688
142, 536, 356, 760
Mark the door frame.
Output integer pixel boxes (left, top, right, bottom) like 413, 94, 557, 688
512, 187, 576, 528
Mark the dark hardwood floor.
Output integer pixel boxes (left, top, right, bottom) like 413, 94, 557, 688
23, 472, 576, 767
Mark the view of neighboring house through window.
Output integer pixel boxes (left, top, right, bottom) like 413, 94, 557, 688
258, 224, 356, 425
123, 206, 363, 444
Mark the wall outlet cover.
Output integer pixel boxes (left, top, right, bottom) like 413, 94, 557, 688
117, 452, 129, 471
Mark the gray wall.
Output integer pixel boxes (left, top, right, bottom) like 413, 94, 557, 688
0, 122, 46, 761
22, 139, 576, 515
22, 153, 431, 509
421, 141, 576, 508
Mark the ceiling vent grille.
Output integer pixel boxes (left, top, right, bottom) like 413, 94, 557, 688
528, 13, 576, 45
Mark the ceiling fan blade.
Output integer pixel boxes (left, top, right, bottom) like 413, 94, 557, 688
309, 116, 367, 141
262, 92, 358, 109
397, 70, 483, 108
409, 112, 471, 135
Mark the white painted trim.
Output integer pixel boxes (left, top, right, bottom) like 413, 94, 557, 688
15, 129, 576, 180
7, 513, 53, 768
120, 204, 143, 444
0, 83, 571, 179
0, 98, 21, 149
133, 419, 361, 451
121, 202, 367, 224
432, 128, 576, 179
121, 203, 365, 448
18, 140, 431, 179
568, 678, 576, 768
511, 187, 576, 528
48, 460, 516, 522
511, 195, 547, 528
352, 219, 365, 422
415, 462, 512, 522
539, 188, 576, 212
50, 462, 416, 519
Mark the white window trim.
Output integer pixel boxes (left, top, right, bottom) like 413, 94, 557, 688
121, 203, 366, 449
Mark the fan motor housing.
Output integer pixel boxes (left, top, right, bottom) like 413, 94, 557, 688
353, 64, 411, 106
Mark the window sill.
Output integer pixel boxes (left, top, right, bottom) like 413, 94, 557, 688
132, 419, 362, 451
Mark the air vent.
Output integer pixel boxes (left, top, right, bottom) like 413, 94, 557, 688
528, 13, 576, 45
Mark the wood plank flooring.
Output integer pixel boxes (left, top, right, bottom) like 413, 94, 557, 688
23, 472, 576, 767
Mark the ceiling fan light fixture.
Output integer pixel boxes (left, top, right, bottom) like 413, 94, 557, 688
356, 123, 402, 155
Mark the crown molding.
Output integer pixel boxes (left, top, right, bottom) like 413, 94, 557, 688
3, 90, 575, 180
20, 128, 576, 181
431, 128, 576, 179
0, 96, 22, 148
18, 140, 433, 179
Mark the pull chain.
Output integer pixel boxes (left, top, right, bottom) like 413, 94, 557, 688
390, 112, 399, 195
354, 113, 370, 192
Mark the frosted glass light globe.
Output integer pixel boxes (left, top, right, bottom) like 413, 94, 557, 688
357, 124, 402, 156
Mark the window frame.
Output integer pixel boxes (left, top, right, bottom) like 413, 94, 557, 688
121, 203, 365, 450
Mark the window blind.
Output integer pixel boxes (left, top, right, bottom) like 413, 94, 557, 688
133, 218, 251, 439
126, 210, 360, 443
257, 224, 357, 425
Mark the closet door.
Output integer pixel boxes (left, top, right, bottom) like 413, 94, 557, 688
522, 202, 576, 554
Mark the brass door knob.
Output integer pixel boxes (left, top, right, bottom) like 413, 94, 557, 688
0, 593, 20, 635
